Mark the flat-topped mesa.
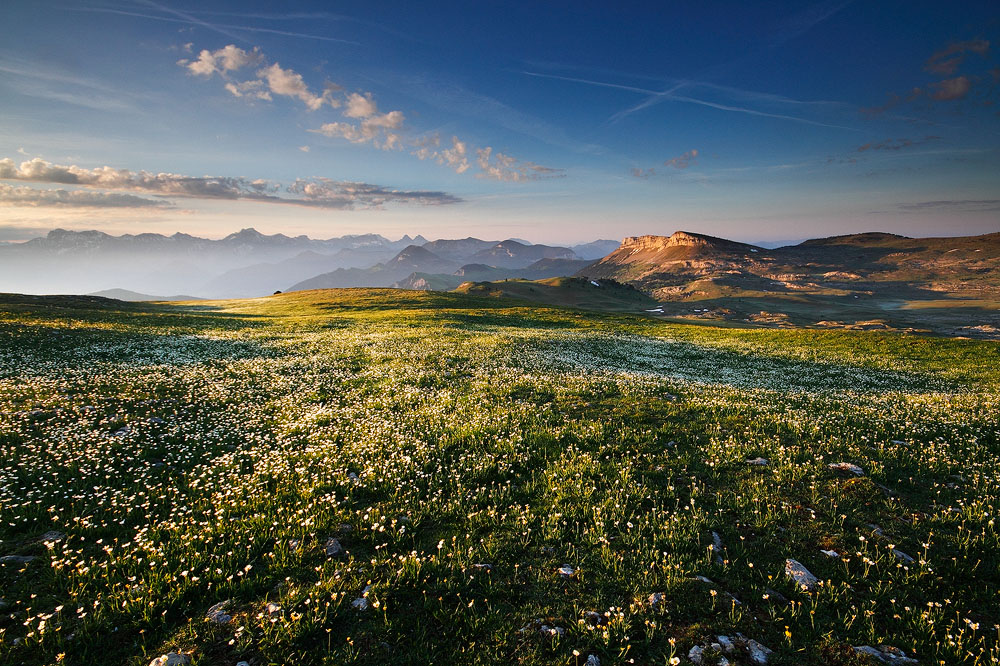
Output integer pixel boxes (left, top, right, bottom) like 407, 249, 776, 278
621, 231, 752, 252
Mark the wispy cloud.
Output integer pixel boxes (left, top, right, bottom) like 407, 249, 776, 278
521, 71, 859, 131
857, 136, 940, 152
898, 199, 1000, 212
0, 157, 461, 210
664, 149, 699, 169
924, 39, 990, 76
180, 44, 562, 181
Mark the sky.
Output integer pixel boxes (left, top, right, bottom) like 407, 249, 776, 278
1, 0, 999, 244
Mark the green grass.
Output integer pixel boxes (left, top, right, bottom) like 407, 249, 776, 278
0, 289, 998, 665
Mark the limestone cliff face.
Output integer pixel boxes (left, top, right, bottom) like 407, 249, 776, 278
621, 232, 716, 250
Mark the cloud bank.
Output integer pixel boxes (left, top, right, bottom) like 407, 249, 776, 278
0, 157, 461, 210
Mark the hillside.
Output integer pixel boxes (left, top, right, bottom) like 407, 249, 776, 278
454, 276, 656, 311
1, 289, 998, 666
580, 231, 1000, 336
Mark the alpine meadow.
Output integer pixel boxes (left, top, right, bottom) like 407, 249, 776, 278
1, 2, 1000, 666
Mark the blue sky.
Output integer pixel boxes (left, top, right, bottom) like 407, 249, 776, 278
1, 0, 998, 243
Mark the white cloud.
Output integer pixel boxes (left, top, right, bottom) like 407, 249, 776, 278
475, 147, 563, 182
664, 149, 698, 169
344, 92, 378, 118
257, 63, 335, 111
180, 45, 262, 77
224, 79, 271, 100
299, 145, 310, 152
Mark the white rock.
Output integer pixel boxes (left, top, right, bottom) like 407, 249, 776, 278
711, 531, 723, 553
149, 654, 190, 666
688, 645, 704, 664
821, 549, 839, 558
829, 462, 865, 476
0, 555, 36, 564
351, 597, 369, 611
206, 600, 232, 624
717, 635, 735, 653
325, 537, 344, 558
747, 639, 773, 664
746, 457, 769, 466
648, 592, 666, 608
557, 564, 575, 577
892, 549, 915, 564
853, 645, 919, 664
785, 558, 820, 591
586, 656, 600, 666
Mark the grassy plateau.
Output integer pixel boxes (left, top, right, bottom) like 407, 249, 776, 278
0, 289, 998, 665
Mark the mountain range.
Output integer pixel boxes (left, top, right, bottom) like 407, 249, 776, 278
0, 228, 617, 298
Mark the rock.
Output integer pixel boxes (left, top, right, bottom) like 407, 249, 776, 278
287, 539, 301, 552
471, 563, 493, 572
206, 600, 232, 624
149, 654, 190, 666
829, 462, 865, 476
236, 662, 250, 666
325, 538, 344, 558
820, 549, 839, 558
351, 597, 369, 611
785, 558, 820, 591
763, 587, 789, 604
717, 635, 735, 653
147, 417, 166, 425
339, 523, 354, 534
557, 564, 575, 577
647, 592, 666, 608
711, 531, 723, 553
746, 457, 769, 466
586, 656, 600, 666
747, 639, 773, 664
854, 645, 919, 664
347, 472, 360, 485
0, 555, 36, 565
689, 575, 714, 584
264, 602, 282, 617
584, 611, 609, 627
892, 548, 915, 564
538, 624, 565, 637
688, 645, 704, 664
718, 658, 731, 666
39, 531, 67, 544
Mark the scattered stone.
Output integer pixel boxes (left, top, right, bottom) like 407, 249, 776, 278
688, 645, 704, 664
236, 662, 250, 666
583, 611, 609, 627
586, 655, 600, 666
821, 549, 839, 558
347, 472, 360, 485
892, 548, 915, 564
867, 524, 885, 536
0, 555, 36, 565
325, 538, 344, 558
287, 539, 301, 552
853, 645, 919, 664
149, 654, 190, 666
763, 588, 788, 605
206, 600, 232, 624
746, 457, 769, 466
829, 462, 865, 476
747, 639, 773, 664
718, 658, 731, 666
717, 635, 735, 653
112, 427, 131, 437
39, 531, 67, 545
711, 531, 723, 553
647, 592, 666, 608
339, 523, 354, 534
538, 624, 565, 637
147, 417, 165, 425
785, 558, 820, 591
264, 602, 282, 617
351, 597, 369, 611
471, 563, 493, 572
557, 564, 575, 577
